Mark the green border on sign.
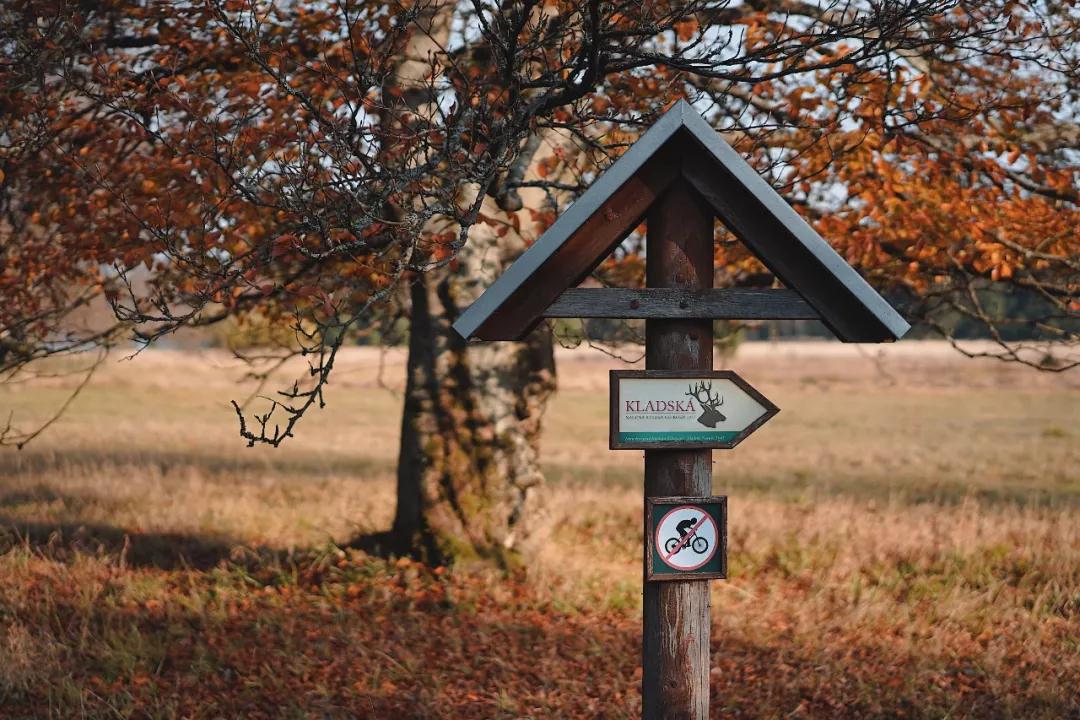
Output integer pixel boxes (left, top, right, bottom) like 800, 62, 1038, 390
647, 497, 727, 581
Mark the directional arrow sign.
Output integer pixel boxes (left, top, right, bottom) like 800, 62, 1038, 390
610, 370, 778, 450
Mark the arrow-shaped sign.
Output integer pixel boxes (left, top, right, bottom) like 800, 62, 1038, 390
610, 370, 777, 450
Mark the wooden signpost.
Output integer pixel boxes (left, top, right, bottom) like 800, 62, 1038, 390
453, 100, 909, 720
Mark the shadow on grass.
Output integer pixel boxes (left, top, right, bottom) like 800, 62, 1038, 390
0, 484, 253, 570
0, 559, 1071, 720
0, 489, 1070, 717
0, 446, 394, 482
0, 484, 412, 571
347, 529, 420, 559
0, 516, 248, 570
0, 515, 419, 575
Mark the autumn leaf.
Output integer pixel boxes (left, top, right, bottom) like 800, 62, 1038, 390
674, 17, 699, 41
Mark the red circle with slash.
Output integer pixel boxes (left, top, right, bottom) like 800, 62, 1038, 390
655, 505, 718, 571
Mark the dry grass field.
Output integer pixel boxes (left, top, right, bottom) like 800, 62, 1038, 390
1, 342, 1078, 718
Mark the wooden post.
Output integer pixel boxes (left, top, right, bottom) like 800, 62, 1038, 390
450, 99, 909, 720
642, 179, 713, 719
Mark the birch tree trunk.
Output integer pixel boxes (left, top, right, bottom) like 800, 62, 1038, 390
392, 202, 556, 565
383, 3, 573, 564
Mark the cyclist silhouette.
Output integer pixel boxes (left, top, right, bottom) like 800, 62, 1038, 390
664, 515, 709, 555
675, 518, 697, 538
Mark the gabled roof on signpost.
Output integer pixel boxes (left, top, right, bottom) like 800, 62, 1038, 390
452, 100, 910, 343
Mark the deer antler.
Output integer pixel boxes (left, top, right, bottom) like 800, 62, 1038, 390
686, 382, 703, 403
686, 381, 723, 409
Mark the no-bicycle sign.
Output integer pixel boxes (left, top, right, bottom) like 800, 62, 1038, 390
646, 497, 727, 581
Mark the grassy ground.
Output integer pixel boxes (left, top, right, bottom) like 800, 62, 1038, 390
1, 343, 1078, 718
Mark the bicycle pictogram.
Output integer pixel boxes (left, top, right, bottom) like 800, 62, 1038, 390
664, 517, 710, 555
653, 504, 720, 573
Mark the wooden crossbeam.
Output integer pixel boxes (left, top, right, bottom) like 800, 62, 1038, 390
543, 288, 820, 320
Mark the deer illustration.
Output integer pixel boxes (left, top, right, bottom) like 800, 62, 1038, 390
685, 381, 726, 427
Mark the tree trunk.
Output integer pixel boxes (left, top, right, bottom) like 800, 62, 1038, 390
392, 210, 557, 566
382, 0, 569, 563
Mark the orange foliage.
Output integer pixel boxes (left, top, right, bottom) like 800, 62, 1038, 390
2, 1, 1078, 388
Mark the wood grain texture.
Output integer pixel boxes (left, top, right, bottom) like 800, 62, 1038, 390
642, 178, 712, 720
681, 149, 895, 342
455, 108, 908, 343
545, 287, 819, 319
472, 140, 688, 340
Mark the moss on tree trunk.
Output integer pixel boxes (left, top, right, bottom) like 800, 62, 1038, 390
392, 218, 556, 566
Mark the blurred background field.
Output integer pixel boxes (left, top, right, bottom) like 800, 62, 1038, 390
1, 342, 1078, 718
